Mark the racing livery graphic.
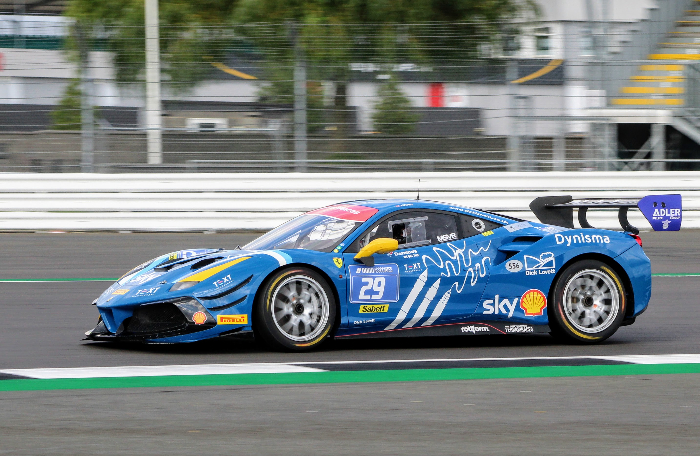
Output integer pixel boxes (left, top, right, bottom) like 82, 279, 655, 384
85, 195, 680, 351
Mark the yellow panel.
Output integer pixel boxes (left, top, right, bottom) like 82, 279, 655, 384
649, 53, 700, 60
630, 76, 684, 82
639, 64, 684, 71
177, 257, 250, 282
620, 87, 684, 94
611, 98, 684, 106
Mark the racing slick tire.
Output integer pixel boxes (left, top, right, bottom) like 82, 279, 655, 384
549, 259, 626, 344
254, 267, 336, 352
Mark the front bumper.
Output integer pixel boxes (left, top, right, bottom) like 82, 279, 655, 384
85, 298, 215, 342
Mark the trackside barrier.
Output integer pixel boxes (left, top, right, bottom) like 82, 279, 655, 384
0, 171, 698, 231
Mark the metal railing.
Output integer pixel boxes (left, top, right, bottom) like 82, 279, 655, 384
0, 171, 698, 231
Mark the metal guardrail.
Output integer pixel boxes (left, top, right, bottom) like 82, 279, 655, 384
0, 171, 698, 231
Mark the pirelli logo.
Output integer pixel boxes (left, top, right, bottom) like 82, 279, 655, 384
359, 304, 389, 313
217, 314, 248, 325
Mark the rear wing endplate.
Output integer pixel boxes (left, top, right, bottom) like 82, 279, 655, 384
530, 194, 682, 234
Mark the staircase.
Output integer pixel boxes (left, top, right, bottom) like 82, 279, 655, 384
612, 4, 700, 107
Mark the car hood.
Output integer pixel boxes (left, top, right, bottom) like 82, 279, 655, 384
94, 248, 291, 310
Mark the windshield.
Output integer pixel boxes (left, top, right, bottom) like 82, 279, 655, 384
244, 215, 362, 252
243, 204, 378, 252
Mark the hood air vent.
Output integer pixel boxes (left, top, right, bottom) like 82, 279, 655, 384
190, 257, 223, 271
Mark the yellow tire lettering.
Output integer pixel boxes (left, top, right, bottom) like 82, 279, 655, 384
266, 269, 334, 349
601, 266, 626, 314
560, 265, 624, 341
295, 325, 332, 347
560, 304, 599, 340
265, 273, 287, 312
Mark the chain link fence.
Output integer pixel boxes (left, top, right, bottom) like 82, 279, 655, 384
1, 5, 700, 173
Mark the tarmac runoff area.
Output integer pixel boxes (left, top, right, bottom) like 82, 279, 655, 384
0, 230, 699, 454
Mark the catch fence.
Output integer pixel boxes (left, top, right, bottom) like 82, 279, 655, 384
1, 5, 700, 172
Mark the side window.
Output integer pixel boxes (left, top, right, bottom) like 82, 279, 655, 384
459, 215, 502, 238
351, 211, 460, 251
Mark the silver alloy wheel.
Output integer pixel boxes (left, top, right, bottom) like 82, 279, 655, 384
562, 268, 620, 334
271, 275, 330, 342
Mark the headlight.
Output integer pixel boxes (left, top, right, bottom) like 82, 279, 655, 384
170, 281, 198, 292
173, 298, 212, 325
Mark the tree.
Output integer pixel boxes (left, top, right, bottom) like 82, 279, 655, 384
232, 0, 538, 139
372, 76, 419, 134
51, 80, 83, 130
66, 0, 241, 89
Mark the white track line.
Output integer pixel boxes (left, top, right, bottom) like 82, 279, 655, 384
0, 363, 324, 379
3, 354, 700, 379
284, 354, 700, 366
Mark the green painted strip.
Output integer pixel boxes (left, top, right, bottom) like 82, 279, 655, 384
2, 363, 700, 392
0, 278, 117, 283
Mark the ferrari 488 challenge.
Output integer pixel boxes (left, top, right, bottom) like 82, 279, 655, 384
85, 194, 681, 351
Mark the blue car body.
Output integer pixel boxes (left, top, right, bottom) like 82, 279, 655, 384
86, 199, 651, 343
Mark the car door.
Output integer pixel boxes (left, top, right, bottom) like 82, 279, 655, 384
343, 210, 496, 330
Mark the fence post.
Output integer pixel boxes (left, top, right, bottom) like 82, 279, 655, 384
290, 22, 308, 172
652, 123, 666, 171
75, 22, 94, 173
507, 59, 520, 171
145, 0, 163, 165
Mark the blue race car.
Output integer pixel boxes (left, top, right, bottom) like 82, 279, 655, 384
85, 195, 681, 351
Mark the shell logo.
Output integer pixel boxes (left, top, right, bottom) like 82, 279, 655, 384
520, 289, 547, 316
192, 311, 208, 325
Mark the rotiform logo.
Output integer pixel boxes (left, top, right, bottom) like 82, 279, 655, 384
461, 325, 490, 334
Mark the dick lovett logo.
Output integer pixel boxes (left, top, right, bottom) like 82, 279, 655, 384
524, 252, 555, 276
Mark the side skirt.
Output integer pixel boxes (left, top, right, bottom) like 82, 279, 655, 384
335, 321, 550, 340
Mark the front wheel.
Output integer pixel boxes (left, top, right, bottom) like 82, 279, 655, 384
549, 259, 626, 344
254, 268, 336, 351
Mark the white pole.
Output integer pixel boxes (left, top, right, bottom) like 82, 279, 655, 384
145, 0, 162, 164
291, 22, 308, 172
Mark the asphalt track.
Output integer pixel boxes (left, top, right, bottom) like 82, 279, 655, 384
1, 230, 699, 454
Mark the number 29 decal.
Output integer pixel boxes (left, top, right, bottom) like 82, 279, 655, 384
348, 264, 400, 304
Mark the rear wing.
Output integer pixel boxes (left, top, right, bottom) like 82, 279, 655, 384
530, 194, 682, 234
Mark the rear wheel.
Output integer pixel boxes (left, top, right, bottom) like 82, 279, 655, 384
549, 259, 626, 343
254, 268, 336, 351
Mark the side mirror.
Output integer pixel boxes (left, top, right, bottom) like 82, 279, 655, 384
354, 238, 399, 267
